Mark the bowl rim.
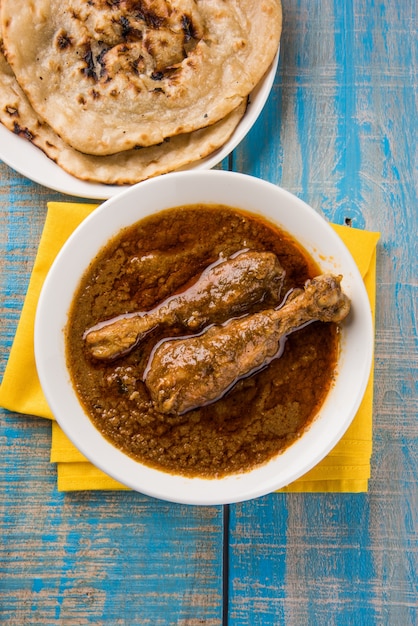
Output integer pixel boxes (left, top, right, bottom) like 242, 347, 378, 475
34, 170, 373, 504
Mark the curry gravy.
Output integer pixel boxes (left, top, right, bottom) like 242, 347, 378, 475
65, 205, 339, 478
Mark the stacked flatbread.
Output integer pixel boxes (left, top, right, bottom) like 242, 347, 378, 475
0, 0, 282, 185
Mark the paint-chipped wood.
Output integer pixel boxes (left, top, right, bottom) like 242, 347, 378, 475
228, 1, 417, 624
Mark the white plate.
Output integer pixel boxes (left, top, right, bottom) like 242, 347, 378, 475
0, 51, 279, 200
35, 171, 373, 505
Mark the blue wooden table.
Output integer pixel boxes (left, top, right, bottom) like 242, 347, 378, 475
1, 2, 417, 624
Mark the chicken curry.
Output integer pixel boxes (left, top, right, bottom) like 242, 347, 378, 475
66, 204, 345, 478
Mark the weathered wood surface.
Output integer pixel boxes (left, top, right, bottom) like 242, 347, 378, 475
0, 1, 416, 624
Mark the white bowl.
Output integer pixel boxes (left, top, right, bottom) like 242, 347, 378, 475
35, 171, 373, 504
0, 53, 279, 200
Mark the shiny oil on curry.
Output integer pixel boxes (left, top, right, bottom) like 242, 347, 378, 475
65, 204, 340, 478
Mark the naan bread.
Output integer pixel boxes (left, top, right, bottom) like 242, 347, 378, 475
0, 43, 247, 184
1, 0, 282, 156
0, 11, 248, 185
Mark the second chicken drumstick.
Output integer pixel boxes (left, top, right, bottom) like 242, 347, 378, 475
145, 274, 351, 415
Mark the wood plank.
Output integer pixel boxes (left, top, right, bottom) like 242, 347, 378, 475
0, 165, 225, 624
228, 0, 417, 623
0, 416, 224, 624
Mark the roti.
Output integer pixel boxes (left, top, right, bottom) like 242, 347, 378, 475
0, 39, 247, 184
1, 0, 282, 156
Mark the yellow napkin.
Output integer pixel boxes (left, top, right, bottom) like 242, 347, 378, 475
0, 201, 380, 493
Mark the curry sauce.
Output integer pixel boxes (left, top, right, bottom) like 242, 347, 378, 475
65, 204, 339, 478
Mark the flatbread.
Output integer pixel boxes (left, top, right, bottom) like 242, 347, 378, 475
1, 0, 282, 156
0, 12, 249, 185
0, 45, 247, 184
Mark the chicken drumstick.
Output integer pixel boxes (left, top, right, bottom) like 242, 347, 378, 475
145, 274, 351, 415
84, 250, 285, 360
